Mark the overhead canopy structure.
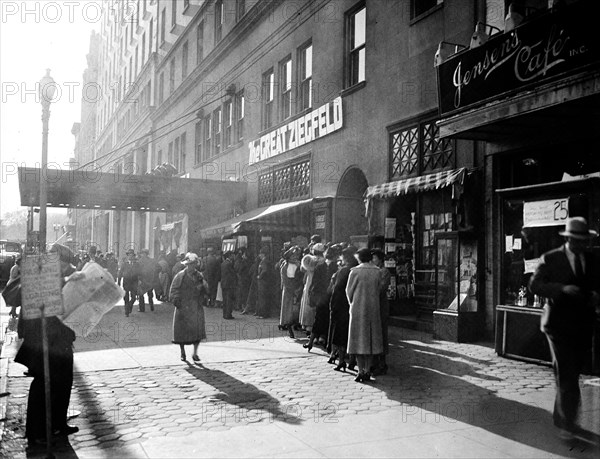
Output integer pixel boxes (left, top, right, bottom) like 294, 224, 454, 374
18, 167, 247, 214
365, 168, 467, 200
200, 197, 322, 239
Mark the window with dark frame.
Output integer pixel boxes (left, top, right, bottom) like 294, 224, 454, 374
182, 41, 188, 78
171, 0, 177, 28
195, 121, 202, 164
224, 100, 233, 148
215, 0, 223, 44
213, 107, 222, 156
280, 57, 292, 121
258, 158, 311, 206
236, 90, 245, 142
160, 8, 166, 44
203, 114, 212, 161
411, 0, 443, 19
141, 32, 146, 64
262, 69, 274, 130
196, 21, 204, 65
158, 72, 164, 104
180, 132, 187, 173
390, 118, 454, 180
168, 141, 173, 164
346, 2, 366, 87
174, 136, 180, 171
299, 42, 312, 111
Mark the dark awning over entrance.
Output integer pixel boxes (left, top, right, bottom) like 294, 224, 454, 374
200, 198, 321, 239
18, 167, 247, 214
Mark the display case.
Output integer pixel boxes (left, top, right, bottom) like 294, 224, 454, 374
432, 231, 481, 342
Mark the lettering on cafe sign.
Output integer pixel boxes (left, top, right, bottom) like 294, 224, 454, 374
248, 97, 343, 165
437, 2, 600, 116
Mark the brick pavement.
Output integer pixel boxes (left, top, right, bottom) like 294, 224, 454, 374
1, 304, 599, 458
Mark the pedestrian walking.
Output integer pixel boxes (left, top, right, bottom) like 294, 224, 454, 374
346, 248, 383, 383
137, 249, 158, 312
328, 246, 358, 371
221, 251, 236, 319
529, 217, 600, 440
170, 253, 207, 362
15, 243, 84, 446
204, 248, 221, 308
279, 246, 303, 338
256, 246, 274, 318
104, 252, 119, 281
118, 248, 139, 317
371, 249, 391, 375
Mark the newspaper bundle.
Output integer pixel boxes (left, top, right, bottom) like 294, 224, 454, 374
60, 262, 125, 337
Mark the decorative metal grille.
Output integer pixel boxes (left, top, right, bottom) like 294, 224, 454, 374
390, 120, 454, 180
422, 122, 453, 172
391, 127, 418, 178
258, 158, 311, 206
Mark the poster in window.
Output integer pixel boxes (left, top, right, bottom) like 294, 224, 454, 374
384, 218, 396, 239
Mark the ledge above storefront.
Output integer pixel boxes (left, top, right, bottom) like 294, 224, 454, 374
435, 0, 600, 140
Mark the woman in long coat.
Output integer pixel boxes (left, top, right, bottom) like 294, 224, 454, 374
170, 253, 207, 362
346, 248, 383, 382
299, 243, 325, 332
328, 247, 358, 371
372, 249, 391, 375
279, 246, 303, 338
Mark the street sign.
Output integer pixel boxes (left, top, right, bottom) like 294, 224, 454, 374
21, 255, 64, 319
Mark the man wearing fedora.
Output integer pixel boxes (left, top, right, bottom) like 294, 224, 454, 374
530, 216, 600, 440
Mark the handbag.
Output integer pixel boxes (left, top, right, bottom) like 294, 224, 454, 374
2, 278, 22, 307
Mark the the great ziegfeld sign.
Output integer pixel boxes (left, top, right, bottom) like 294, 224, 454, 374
248, 97, 343, 165
437, 0, 600, 116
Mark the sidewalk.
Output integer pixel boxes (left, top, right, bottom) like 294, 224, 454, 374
1, 302, 599, 458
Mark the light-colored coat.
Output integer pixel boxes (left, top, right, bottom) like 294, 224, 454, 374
346, 263, 383, 355
299, 254, 321, 327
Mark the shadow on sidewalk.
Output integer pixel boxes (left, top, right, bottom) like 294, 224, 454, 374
378, 339, 600, 456
184, 362, 303, 426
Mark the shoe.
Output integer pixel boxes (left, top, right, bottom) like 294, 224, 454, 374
327, 356, 337, 364
334, 362, 347, 372
558, 428, 574, 441
288, 328, 295, 339
354, 373, 364, 383
303, 343, 313, 352
180, 352, 186, 361
192, 355, 200, 362
54, 425, 79, 436
347, 363, 356, 372
363, 373, 372, 382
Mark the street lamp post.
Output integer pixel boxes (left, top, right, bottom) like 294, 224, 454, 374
39, 69, 56, 253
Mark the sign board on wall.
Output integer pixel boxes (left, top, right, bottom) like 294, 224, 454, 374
21, 256, 64, 319
248, 97, 343, 165
523, 198, 569, 227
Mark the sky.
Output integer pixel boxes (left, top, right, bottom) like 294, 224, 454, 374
0, 0, 99, 218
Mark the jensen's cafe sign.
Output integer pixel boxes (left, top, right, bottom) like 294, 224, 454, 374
248, 97, 343, 165
436, 1, 600, 116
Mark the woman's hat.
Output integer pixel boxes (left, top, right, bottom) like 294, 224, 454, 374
182, 252, 200, 265
49, 243, 75, 264
126, 248, 135, 255
559, 217, 598, 239
311, 243, 325, 253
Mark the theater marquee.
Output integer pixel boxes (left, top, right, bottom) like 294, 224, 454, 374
248, 96, 343, 165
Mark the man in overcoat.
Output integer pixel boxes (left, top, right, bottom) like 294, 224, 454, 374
220, 251, 237, 319
118, 248, 140, 317
204, 248, 221, 307
529, 217, 600, 440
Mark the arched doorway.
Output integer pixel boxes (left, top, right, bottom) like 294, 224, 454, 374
334, 167, 368, 242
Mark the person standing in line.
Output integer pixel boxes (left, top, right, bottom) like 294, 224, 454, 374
118, 248, 139, 317
242, 252, 260, 315
170, 253, 207, 362
234, 248, 251, 312
346, 248, 383, 383
304, 245, 335, 351
529, 217, 600, 441
204, 248, 221, 308
137, 249, 157, 312
328, 246, 358, 371
220, 251, 237, 320
15, 243, 84, 446
256, 247, 274, 319
279, 246, 303, 338
371, 249, 391, 375
299, 243, 324, 334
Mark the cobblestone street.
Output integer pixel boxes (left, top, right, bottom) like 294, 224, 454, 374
1, 302, 599, 458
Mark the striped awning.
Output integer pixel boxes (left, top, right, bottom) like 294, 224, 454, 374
200, 198, 318, 239
364, 167, 468, 200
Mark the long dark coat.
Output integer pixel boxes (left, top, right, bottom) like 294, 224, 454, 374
346, 263, 383, 355
279, 260, 303, 326
310, 261, 337, 337
170, 269, 207, 344
328, 261, 357, 348
257, 257, 274, 317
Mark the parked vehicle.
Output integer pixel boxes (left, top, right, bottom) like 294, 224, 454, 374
0, 240, 23, 283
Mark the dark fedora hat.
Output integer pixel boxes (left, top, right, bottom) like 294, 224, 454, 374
559, 217, 598, 239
